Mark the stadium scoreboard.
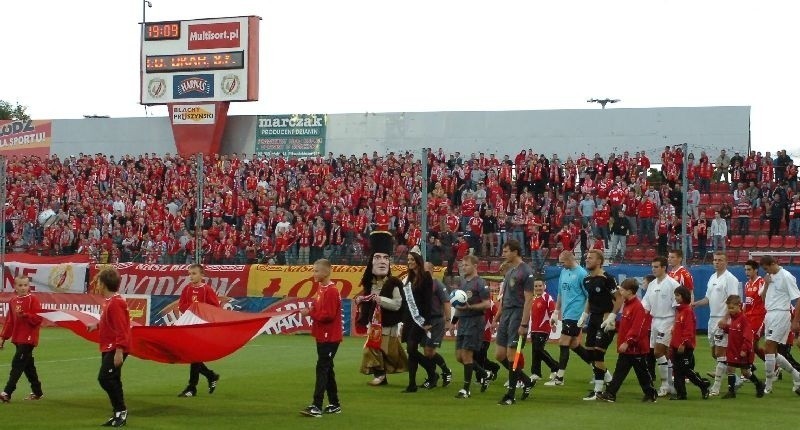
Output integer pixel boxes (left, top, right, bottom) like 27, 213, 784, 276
140, 16, 260, 105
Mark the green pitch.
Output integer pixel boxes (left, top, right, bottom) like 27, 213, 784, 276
0, 329, 796, 429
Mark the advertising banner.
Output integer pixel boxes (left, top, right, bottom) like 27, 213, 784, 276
0, 119, 51, 157
2, 262, 88, 293
171, 104, 216, 124
255, 114, 326, 157
0, 292, 150, 326
89, 263, 249, 297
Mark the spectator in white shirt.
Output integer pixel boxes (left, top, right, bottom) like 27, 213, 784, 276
710, 211, 727, 251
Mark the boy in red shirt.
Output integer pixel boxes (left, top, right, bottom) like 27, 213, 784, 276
597, 279, 657, 403
669, 286, 710, 400
719, 295, 765, 398
89, 268, 131, 427
529, 278, 558, 381
300, 259, 343, 417
178, 264, 221, 397
0, 276, 44, 402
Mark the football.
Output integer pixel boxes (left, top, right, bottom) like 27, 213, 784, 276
449, 289, 468, 307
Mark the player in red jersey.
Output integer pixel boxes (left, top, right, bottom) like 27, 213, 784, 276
668, 249, 695, 301
0, 276, 44, 402
718, 295, 765, 398
743, 260, 767, 362
89, 268, 132, 427
177, 264, 222, 397
300, 259, 343, 417
529, 278, 558, 382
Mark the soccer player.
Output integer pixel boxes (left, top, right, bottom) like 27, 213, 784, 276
669, 286, 710, 400
529, 278, 558, 382
453, 255, 492, 398
545, 251, 590, 387
89, 267, 131, 427
300, 259, 343, 418
718, 295, 765, 398
596, 279, 657, 403
743, 260, 767, 364
642, 256, 680, 396
178, 264, 221, 397
494, 240, 536, 405
759, 255, 800, 394
668, 249, 695, 302
0, 276, 44, 402
578, 250, 619, 400
691, 252, 740, 396
421, 262, 453, 389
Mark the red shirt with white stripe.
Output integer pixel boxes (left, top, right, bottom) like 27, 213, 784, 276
668, 266, 694, 291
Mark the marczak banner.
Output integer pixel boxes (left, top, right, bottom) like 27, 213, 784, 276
255, 114, 326, 157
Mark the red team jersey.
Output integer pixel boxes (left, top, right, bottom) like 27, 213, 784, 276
179, 282, 221, 312
529, 292, 555, 333
99, 294, 131, 353
743, 276, 766, 335
668, 266, 694, 291
722, 312, 754, 367
0, 294, 43, 346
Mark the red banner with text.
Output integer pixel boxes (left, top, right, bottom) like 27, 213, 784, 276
0, 292, 150, 326
89, 263, 249, 297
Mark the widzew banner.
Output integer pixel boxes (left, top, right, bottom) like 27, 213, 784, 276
2, 262, 88, 293
89, 263, 249, 297
0, 292, 150, 326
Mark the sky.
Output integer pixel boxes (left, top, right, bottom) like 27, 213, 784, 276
2, 0, 798, 155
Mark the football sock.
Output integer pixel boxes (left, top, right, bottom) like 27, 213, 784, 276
765, 354, 776, 389
656, 356, 669, 386
572, 346, 592, 365
464, 363, 474, 391
501, 358, 511, 371
558, 345, 570, 371
727, 373, 736, 393
432, 353, 450, 373
776, 354, 796, 373
747, 373, 761, 384
593, 366, 605, 392
712, 357, 727, 391
667, 359, 675, 389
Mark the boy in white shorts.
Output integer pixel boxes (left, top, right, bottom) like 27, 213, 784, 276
759, 255, 800, 394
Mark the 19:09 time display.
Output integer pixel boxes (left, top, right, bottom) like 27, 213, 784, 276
145, 51, 245, 73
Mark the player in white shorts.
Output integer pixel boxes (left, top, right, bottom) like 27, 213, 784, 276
642, 256, 680, 397
691, 252, 738, 396
759, 255, 800, 394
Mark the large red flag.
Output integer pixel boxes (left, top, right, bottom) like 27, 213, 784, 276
40, 303, 295, 364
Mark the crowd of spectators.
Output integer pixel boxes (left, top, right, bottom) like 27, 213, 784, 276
2, 146, 797, 269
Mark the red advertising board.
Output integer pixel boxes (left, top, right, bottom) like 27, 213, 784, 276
89, 264, 248, 297
187, 22, 241, 50
0, 293, 150, 326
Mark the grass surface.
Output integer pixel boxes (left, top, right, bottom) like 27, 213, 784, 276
0, 328, 797, 429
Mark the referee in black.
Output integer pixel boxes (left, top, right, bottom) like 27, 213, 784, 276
579, 249, 621, 400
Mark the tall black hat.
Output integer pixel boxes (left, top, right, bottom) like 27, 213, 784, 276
369, 231, 394, 255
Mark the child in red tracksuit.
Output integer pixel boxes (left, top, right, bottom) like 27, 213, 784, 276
597, 278, 657, 403
719, 295, 765, 399
0, 276, 44, 402
300, 259, 343, 417
529, 279, 558, 380
669, 286, 710, 400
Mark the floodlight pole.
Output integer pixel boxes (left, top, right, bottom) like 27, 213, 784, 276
195, 154, 204, 264
681, 142, 689, 263
0, 156, 6, 287
420, 148, 429, 260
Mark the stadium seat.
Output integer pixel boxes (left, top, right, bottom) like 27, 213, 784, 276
710, 194, 723, 205
489, 260, 501, 273
736, 251, 750, 264
756, 235, 770, 249
778, 256, 791, 265
784, 237, 797, 249
753, 207, 763, 218
630, 248, 644, 262
743, 235, 757, 248
705, 207, 716, 218
644, 248, 656, 261
725, 250, 737, 262
478, 260, 490, 273
548, 248, 560, 261
729, 236, 743, 248
627, 235, 639, 246
769, 236, 784, 248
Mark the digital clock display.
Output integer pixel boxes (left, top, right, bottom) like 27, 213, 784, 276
144, 21, 181, 41
145, 51, 245, 73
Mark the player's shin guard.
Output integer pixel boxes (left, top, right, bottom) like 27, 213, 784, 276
765, 354, 776, 390
712, 357, 727, 392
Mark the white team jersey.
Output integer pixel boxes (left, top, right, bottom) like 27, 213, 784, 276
642, 276, 680, 318
765, 268, 800, 312
706, 270, 740, 317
